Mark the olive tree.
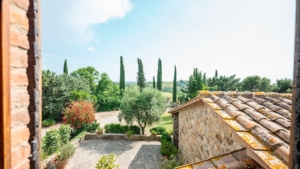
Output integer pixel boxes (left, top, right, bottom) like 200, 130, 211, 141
118, 88, 167, 135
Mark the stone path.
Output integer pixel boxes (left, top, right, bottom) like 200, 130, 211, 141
67, 140, 162, 169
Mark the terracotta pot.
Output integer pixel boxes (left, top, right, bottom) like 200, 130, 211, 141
54, 160, 68, 169
96, 131, 103, 135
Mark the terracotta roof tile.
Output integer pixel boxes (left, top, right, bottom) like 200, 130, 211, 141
231, 149, 250, 160
215, 110, 232, 119
224, 120, 248, 131
217, 161, 248, 169
253, 151, 288, 169
278, 97, 292, 105
236, 132, 268, 150
264, 97, 292, 111
192, 160, 215, 169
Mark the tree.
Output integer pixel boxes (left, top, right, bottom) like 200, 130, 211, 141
96, 73, 121, 111
70, 66, 100, 93
187, 75, 197, 99
118, 88, 167, 135
215, 69, 218, 78
203, 72, 207, 86
120, 56, 125, 96
240, 76, 261, 91
63, 59, 68, 74
207, 74, 240, 91
196, 71, 203, 90
153, 76, 156, 88
157, 59, 162, 90
137, 58, 146, 92
258, 77, 272, 92
273, 78, 292, 93
173, 65, 177, 102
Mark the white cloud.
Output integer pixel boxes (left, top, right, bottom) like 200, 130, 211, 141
67, 0, 133, 43
88, 46, 95, 51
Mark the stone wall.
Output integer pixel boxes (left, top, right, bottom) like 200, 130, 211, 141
173, 114, 179, 147
178, 103, 243, 164
9, 0, 31, 168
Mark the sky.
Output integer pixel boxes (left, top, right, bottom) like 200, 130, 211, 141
42, 0, 296, 83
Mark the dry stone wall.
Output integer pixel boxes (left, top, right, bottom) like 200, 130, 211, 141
178, 103, 243, 164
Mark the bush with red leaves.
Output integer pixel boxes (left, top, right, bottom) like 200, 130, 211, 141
62, 101, 96, 129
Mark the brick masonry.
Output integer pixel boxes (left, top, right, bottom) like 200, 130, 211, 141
178, 104, 243, 164
9, 0, 31, 168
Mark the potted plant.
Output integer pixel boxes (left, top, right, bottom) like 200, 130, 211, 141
151, 130, 158, 136
126, 130, 133, 139
53, 143, 76, 169
97, 127, 103, 135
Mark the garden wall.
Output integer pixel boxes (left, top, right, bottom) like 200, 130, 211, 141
178, 104, 243, 164
85, 133, 161, 141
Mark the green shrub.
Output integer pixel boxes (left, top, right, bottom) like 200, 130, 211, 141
42, 129, 62, 156
126, 130, 133, 138
104, 123, 140, 134
160, 141, 179, 158
128, 125, 140, 134
161, 132, 172, 143
168, 130, 173, 135
56, 143, 76, 163
150, 126, 166, 135
160, 155, 183, 169
82, 121, 100, 133
95, 153, 120, 169
151, 131, 158, 135
59, 125, 72, 143
42, 119, 55, 127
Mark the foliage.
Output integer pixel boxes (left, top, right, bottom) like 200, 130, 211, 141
70, 131, 86, 142
59, 125, 72, 143
42, 129, 62, 156
173, 65, 177, 102
118, 88, 167, 135
157, 58, 162, 90
137, 58, 146, 92
70, 66, 100, 93
160, 141, 179, 158
97, 127, 103, 132
273, 78, 292, 93
70, 90, 97, 105
104, 123, 140, 134
150, 126, 166, 135
160, 155, 183, 169
120, 56, 125, 96
151, 131, 158, 135
63, 59, 68, 74
62, 101, 96, 129
153, 76, 156, 88
240, 76, 272, 92
126, 130, 134, 138
168, 130, 173, 135
96, 73, 121, 111
42, 119, 55, 127
161, 132, 172, 143
56, 143, 76, 163
207, 74, 240, 91
82, 121, 100, 133
42, 70, 91, 120
95, 153, 120, 169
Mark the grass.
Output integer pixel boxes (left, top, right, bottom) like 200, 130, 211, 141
146, 112, 173, 134
162, 92, 172, 98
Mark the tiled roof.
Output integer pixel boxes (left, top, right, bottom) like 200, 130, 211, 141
171, 91, 292, 169
175, 149, 262, 169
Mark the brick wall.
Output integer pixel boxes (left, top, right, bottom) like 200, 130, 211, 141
9, 0, 31, 168
178, 104, 243, 164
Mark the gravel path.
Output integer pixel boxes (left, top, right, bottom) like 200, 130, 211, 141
67, 140, 162, 169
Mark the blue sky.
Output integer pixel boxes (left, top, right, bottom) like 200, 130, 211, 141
42, 0, 295, 83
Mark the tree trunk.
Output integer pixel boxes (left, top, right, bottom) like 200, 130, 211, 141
141, 126, 145, 135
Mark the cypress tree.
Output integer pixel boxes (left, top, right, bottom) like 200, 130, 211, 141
153, 76, 156, 88
215, 69, 218, 78
120, 56, 125, 96
173, 65, 177, 102
137, 58, 146, 92
63, 59, 68, 74
157, 59, 162, 90
197, 72, 203, 90
203, 72, 207, 86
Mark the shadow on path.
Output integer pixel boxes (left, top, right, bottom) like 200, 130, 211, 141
128, 145, 162, 169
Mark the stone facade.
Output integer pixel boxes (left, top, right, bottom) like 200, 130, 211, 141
178, 103, 243, 164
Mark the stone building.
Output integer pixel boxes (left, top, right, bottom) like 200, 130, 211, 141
170, 91, 291, 169
0, 0, 42, 169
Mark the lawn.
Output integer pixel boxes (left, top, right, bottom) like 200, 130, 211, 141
147, 112, 173, 133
